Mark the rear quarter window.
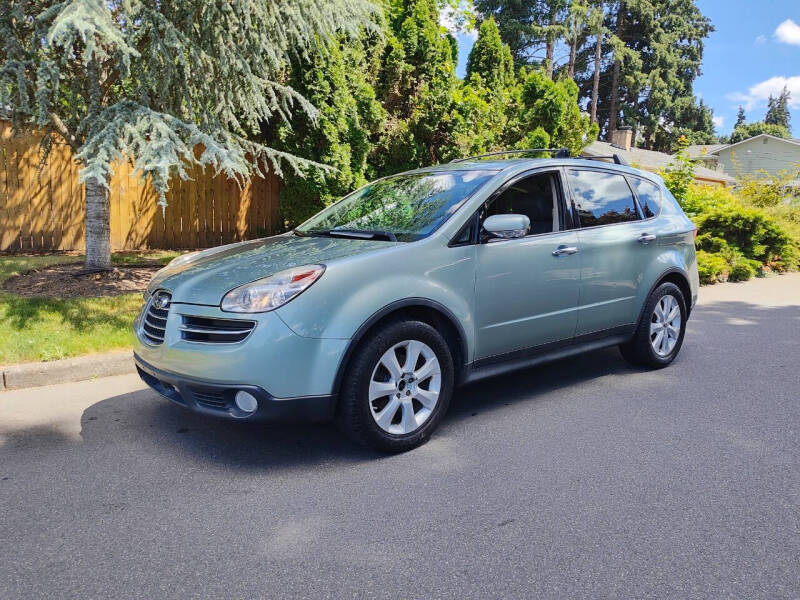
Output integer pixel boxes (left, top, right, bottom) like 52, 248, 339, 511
628, 177, 662, 218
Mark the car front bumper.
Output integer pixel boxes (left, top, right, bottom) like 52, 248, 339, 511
132, 298, 349, 422
135, 354, 337, 422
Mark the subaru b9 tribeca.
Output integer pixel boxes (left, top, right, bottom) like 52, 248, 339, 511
134, 156, 699, 452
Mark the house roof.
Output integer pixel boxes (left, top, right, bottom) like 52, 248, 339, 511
583, 141, 736, 184
686, 143, 727, 159
689, 134, 800, 159
716, 133, 800, 154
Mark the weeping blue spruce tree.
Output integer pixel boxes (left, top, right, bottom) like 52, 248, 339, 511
0, 0, 378, 270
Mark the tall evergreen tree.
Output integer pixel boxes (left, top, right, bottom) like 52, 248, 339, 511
0, 0, 378, 270
465, 17, 514, 87
575, 0, 712, 149
372, 0, 458, 174
274, 33, 386, 228
734, 105, 747, 129
765, 86, 791, 133
474, 0, 567, 73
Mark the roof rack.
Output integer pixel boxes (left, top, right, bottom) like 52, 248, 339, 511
449, 148, 571, 163
576, 154, 630, 166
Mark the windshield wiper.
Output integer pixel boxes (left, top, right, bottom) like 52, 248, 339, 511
303, 229, 398, 242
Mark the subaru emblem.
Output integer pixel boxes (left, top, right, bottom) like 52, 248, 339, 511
153, 292, 170, 310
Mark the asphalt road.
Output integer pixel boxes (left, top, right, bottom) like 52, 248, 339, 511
2, 275, 799, 599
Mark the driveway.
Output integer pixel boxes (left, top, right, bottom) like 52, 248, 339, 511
2, 275, 799, 599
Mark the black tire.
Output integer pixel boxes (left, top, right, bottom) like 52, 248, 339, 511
336, 319, 455, 453
619, 282, 687, 368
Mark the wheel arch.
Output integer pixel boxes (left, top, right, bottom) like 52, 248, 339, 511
331, 298, 469, 396
638, 268, 693, 326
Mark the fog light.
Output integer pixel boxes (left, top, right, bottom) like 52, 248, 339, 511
234, 391, 258, 414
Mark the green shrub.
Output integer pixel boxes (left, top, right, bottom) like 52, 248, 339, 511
683, 183, 740, 215
728, 261, 756, 282
695, 206, 795, 264
695, 233, 729, 253
696, 250, 729, 285
743, 258, 766, 278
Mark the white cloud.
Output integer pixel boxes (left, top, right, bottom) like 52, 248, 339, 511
726, 75, 800, 110
775, 19, 800, 45
712, 116, 725, 129
440, 4, 478, 40
754, 34, 767, 45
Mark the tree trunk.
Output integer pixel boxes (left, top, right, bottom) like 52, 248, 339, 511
590, 18, 603, 124
568, 36, 577, 78
545, 13, 556, 78
607, 2, 625, 140
84, 176, 111, 271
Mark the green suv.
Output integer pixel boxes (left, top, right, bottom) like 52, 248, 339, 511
134, 155, 698, 452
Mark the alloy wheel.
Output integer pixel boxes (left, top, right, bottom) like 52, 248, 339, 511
650, 294, 681, 357
368, 340, 441, 435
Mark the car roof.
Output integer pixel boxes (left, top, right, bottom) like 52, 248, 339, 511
408, 157, 664, 184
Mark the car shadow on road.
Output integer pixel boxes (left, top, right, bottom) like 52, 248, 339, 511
77, 346, 643, 473
77, 299, 798, 472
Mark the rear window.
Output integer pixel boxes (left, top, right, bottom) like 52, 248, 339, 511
629, 177, 662, 218
567, 169, 641, 227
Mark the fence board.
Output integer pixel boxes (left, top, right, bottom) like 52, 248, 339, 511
0, 122, 282, 252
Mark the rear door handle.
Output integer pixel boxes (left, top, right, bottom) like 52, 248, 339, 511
638, 233, 657, 244
552, 245, 579, 257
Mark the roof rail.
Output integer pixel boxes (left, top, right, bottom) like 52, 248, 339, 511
576, 154, 630, 166
449, 148, 571, 163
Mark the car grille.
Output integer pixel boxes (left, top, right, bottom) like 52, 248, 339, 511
141, 291, 171, 345
180, 315, 256, 344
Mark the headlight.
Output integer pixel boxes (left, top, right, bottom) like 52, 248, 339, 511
221, 265, 325, 313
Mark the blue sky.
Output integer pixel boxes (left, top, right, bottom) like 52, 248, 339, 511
451, 1, 800, 137
695, 0, 799, 136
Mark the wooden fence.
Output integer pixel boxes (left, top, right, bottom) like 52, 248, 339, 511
0, 122, 282, 252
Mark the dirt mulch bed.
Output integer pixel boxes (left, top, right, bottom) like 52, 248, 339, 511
3, 263, 162, 298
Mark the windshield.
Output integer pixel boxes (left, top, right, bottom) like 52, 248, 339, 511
296, 170, 495, 242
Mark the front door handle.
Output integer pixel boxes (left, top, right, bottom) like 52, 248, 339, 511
552, 245, 579, 257
638, 233, 657, 244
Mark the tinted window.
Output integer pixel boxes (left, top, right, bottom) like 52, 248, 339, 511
487, 173, 559, 235
629, 177, 661, 218
568, 169, 641, 227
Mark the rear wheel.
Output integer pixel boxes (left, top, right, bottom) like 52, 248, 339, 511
619, 282, 687, 368
336, 319, 454, 452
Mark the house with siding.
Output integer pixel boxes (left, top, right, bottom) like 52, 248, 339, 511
583, 130, 736, 187
688, 134, 800, 180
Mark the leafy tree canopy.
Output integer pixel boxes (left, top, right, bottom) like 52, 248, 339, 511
728, 122, 791, 144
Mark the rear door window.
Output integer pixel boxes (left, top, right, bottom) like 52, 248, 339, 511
567, 169, 641, 227
628, 177, 662, 218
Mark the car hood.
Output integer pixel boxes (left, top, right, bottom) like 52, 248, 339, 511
149, 233, 395, 305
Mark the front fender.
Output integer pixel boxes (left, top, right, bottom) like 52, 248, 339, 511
275, 241, 477, 360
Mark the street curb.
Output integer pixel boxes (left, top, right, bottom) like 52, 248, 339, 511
0, 350, 136, 391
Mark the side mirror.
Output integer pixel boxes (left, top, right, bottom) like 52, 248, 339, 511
483, 214, 530, 240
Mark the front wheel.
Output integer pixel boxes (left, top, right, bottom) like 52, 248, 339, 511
619, 282, 687, 368
336, 319, 454, 452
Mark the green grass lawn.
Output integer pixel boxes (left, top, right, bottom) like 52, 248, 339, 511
0, 251, 179, 365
